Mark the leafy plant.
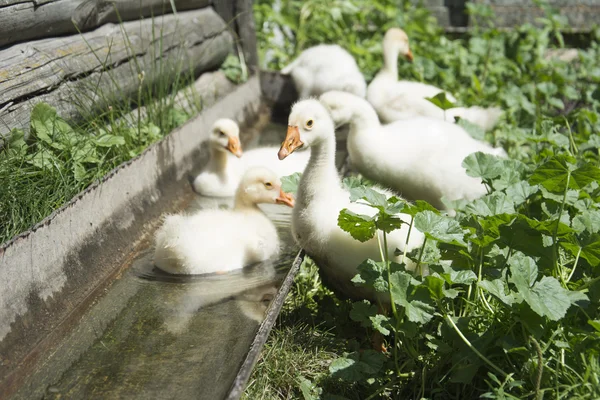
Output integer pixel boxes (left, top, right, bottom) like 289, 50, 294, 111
249, 1, 600, 399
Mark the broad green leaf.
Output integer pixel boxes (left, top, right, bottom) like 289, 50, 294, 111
478, 279, 514, 306
401, 200, 439, 217
438, 265, 477, 285
589, 320, 600, 333
572, 163, 600, 189
338, 209, 376, 242
505, 181, 539, 206
508, 253, 538, 289
562, 235, 600, 267
492, 168, 523, 191
528, 155, 591, 193
93, 134, 125, 147
27, 149, 58, 170
457, 118, 485, 140
571, 209, 600, 234
354, 259, 388, 292
298, 376, 320, 400
423, 275, 445, 300
389, 271, 435, 324
464, 192, 516, 216
414, 211, 468, 247
348, 186, 387, 207
370, 314, 391, 336
462, 152, 504, 180
425, 91, 455, 110
281, 172, 301, 195
349, 301, 378, 327
73, 163, 86, 182
528, 277, 575, 321
30, 103, 58, 146
329, 351, 385, 381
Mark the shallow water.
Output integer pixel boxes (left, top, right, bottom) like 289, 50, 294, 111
11, 121, 349, 400
11, 124, 301, 400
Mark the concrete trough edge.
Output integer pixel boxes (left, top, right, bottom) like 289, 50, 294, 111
0, 74, 262, 395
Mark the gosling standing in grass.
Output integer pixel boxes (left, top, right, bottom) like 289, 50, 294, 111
155, 167, 295, 275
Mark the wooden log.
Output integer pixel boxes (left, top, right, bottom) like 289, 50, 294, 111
470, 0, 600, 30
0, 7, 233, 139
0, 0, 211, 49
212, 0, 259, 75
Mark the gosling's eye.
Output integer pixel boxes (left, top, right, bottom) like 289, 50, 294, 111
219, 130, 226, 137
264, 182, 273, 189
305, 119, 314, 129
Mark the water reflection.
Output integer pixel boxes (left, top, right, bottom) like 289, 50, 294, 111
15, 189, 297, 400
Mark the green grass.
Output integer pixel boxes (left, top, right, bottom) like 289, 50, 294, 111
0, 10, 245, 245
246, 1, 600, 399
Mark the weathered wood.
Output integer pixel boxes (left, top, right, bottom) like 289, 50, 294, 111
0, 8, 233, 139
470, 0, 600, 29
0, 0, 211, 49
235, 0, 259, 74
212, 0, 259, 75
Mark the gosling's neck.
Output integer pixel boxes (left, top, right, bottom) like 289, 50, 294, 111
233, 192, 262, 212
381, 45, 399, 78
299, 134, 341, 202
209, 147, 230, 173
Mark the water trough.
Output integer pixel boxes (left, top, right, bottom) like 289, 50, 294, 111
0, 71, 341, 399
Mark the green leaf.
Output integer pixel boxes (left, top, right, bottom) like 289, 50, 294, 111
389, 271, 435, 324
354, 260, 388, 292
588, 320, 600, 333
73, 163, 86, 182
414, 211, 468, 247
509, 254, 579, 320
298, 376, 320, 400
348, 186, 388, 207
370, 314, 391, 336
349, 301, 378, 328
457, 118, 485, 140
338, 209, 376, 242
562, 235, 600, 267
528, 277, 575, 321
571, 210, 600, 234
479, 279, 514, 306
529, 155, 576, 193
508, 253, 539, 289
93, 133, 125, 147
464, 192, 516, 216
30, 103, 58, 146
425, 91, 455, 110
329, 351, 385, 381
401, 200, 440, 217
462, 152, 505, 180
438, 265, 478, 285
505, 181, 539, 206
281, 172, 302, 195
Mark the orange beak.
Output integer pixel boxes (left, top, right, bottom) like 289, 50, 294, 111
226, 137, 243, 158
275, 188, 295, 208
406, 49, 414, 62
278, 125, 304, 160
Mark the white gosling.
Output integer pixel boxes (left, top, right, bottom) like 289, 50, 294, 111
193, 119, 310, 197
367, 28, 502, 131
320, 90, 507, 211
281, 44, 367, 99
155, 167, 295, 275
277, 99, 425, 302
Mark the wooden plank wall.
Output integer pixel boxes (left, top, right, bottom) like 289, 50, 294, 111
0, 0, 259, 142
